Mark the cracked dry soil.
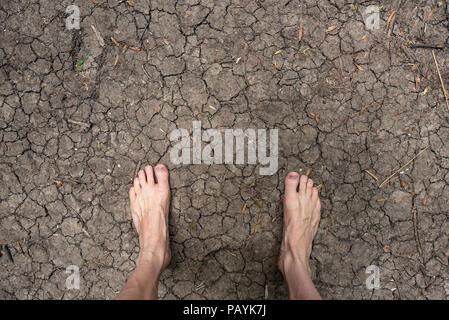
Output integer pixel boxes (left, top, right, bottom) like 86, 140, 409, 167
1, 0, 448, 300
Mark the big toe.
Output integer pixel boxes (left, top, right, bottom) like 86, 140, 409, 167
155, 164, 169, 189
285, 172, 299, 198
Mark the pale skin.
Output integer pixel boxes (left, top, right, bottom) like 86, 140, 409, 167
117, 166, 321, 300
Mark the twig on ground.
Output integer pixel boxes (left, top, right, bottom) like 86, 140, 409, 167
378, 146, 429, 188
419, 265, 428, 287
425, 6, 439, 22
238, 202, 247, 220
385, 10, 396, 33
376, 189, 423, 203
86, 253, 109, 266
422, 181, 429, 205
365, 170, 379, 182
387, 12, 396, 37
111, 37, 121, 47
432, 50, 449, 110
142, 64, 151, 79
392, 276, 402, 300
91, 25, 105, 47
410, 44, 443, 50
413, 209, 423, 257
4, 245, 14, 263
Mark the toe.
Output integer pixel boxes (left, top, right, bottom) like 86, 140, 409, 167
138, 170, 147, 185
298, 175, 308, 195
312, 200, 321, 225
129, 187, 137, 203
131, 210, 140, 232
315, 198, 321, 212
285, 172, 300, 197
145, 165, 154, 185
154, 164, 169, 189
312, 187, 319, 202
133, 177, 141, 194
305, 178, 314, 198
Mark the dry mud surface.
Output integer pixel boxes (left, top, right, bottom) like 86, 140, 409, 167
0, 0, 448, 299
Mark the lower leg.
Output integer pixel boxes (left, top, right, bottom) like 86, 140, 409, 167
278, 173, 321, 300
117, 164, 171, 300
117, 255, 164, 300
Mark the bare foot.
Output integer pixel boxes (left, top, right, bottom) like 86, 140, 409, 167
278, 173, 321, 277
129, 164, 171, 272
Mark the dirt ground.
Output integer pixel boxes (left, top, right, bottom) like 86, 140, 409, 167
1, 0, 448, 300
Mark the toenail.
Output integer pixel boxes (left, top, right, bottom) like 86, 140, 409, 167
156, 165, 165, 172
288, 172, 298, 179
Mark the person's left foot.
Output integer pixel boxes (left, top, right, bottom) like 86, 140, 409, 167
129, 164, 171, 272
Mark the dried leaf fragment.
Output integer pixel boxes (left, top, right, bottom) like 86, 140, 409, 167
326, 25, 337, 32
253, 199, 263, 209
310, 112, 319, 123
111, 37, 121, 47
298, 24, 303, 41
421, 86, 430, 95
238, 202, 247, 220
386, 10, 396, 30
274, 49, 284, 55
305, 168, 311, 177
82, 228, 91, 238
414, 75, 420, 91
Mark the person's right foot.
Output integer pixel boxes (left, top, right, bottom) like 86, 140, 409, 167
129, 164, 171, 272
278, 173, 321, 276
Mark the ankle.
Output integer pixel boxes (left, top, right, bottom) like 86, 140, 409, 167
137, 251, 165, 273
279, 250, 311, 278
